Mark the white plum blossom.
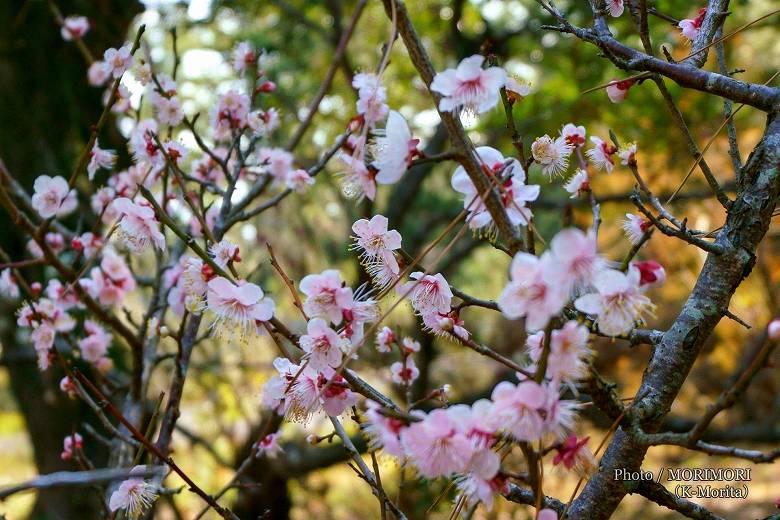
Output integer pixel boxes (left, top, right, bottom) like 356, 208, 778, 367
575, 268, 655, 337
606, 79, 634, 103
390, 358, 419, 384
532, 135, 573, 178
622, 213, 652, 244
109, 466, 158, 519
31, 175, 77, 219
564, 169, 590, 198
618, 142, 638, 165
679, 9, 707, 42
375, 327, 395, 353
231, 41, 256, 75
431, 55, 506, 114
372, 110, 419, 184
560, 123, 586, 148
504, 76, 531, 101
586, 136, 617, 173
0, 269, 19, 299
253, 432, 283, 458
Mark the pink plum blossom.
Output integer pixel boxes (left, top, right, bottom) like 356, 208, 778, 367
431, 55, 506, 114
103, 44, 134, 79
61, 16, 89, 41
351, 214, 402, 283
338, 149, 376, 201
526, 321, 591, 384
549, 228, 606, 291
61, 433, 83, 460
630, 260, 666, 291
299, 269, 353, 325
206, 277, 275, 340
88, 61, 110, 86
399, 408, 473, 478
31, 175, 77, 219
498, 252, 568, 331
607, 0, 624, 17
286, 168, 314, 193
554, 435, 598, 477
362, 400, 407, 457
300, 318, 344, 371
253, 432, 283, 458
397, 272, 453, 316
259, 147, 294, 185
87, 141, 117, 180
575, 268, 655, 337
209, 240, 240, 269
78, 320, 112, 363
490, 380, 547, 441
112, 198, 166, 252
451, 146, 539, 229
353, 72, 388, 128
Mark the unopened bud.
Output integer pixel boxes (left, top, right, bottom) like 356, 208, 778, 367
439, 317, 454, 332
768, 319, 780, 341
257, 81, 276, 93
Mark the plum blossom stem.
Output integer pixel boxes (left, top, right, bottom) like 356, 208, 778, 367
0, 467, 165, 501
285, 0, 367, 151
380, 0, 526, 255
329, 416, 408, 520
71, 368, 240, 519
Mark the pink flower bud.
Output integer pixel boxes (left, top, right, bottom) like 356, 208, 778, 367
768, 319, 780, 341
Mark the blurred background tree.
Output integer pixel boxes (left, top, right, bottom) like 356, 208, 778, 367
0, 0, 777, 518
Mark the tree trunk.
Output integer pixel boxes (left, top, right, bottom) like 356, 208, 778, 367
0, 1, 140, 518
